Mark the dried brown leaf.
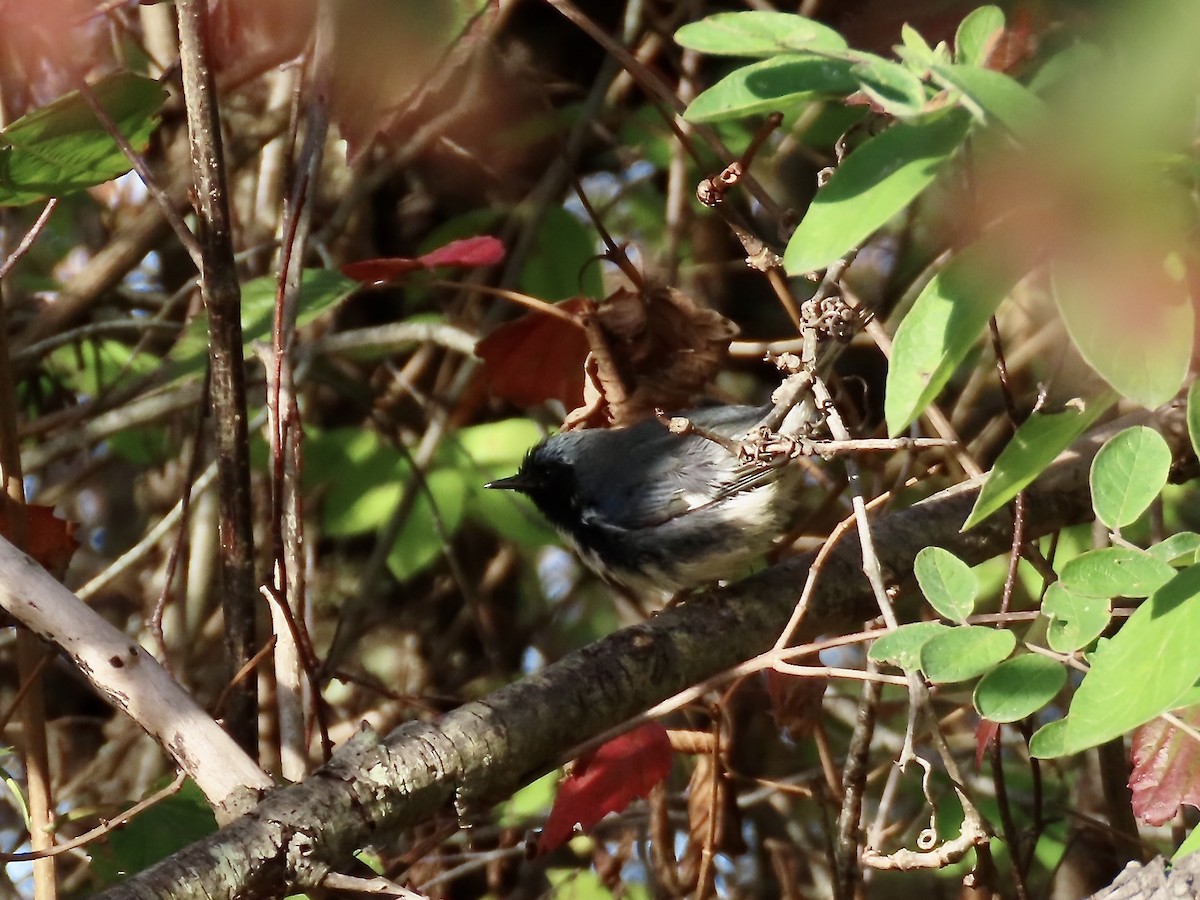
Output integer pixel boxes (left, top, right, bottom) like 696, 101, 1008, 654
567, 284, 738, 429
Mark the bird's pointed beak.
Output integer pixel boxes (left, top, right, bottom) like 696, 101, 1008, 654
484, 472, 532, 492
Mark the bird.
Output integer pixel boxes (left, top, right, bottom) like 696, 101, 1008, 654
485, 404, 811, 595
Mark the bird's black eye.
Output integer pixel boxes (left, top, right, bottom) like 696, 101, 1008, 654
517, 456, 582, 529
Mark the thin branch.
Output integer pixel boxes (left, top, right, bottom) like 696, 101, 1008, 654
0, 199, 58, 281
77, 79, 204, 268
0, 773, 187, 863
176, 0, 260, 754
834, 663, 879, 900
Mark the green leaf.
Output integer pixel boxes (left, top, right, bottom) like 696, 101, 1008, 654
867, 621, 950, 671
1173, 823, 1200, 862
316, 432, 410, 536
496, 770, 558, 827
683, 55, 858, 124
1090, 426, 1171, 529
885, 232, 1025, 434
1059, 547, 1176, 599
311, 427, 468, 580
1187, 380, 1200, 459
896, 23, 950, 71
783, 108, 971, 275
46, 336, 162, 397
955, 6, 1005, 66
1032, 564, 1200, 757
108, 428, 172, 467
674, 11, 849, 57
1027, 717, 1070, 758
170, 268, 358, 380
963, 396, 1113, 530
92, 780, 216, 886
0, 758, 29, 829
0, 72, 166, 206
451, 419, 556, 549
851, 57, 929, 118
454, 419, 545, 471
974, 653, 1067, 723
930, 64, 1046, 134
914, 546, 978, 622
385, 470, 467, 581
518, 205, 604, 301
1053, 256, 1193, 409
1042, 582, 1111, 653
1149, 532, 1200, 566
920, 625, 1016, 683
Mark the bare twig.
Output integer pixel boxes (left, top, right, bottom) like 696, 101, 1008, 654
0, 773, 188, 863
834, 662, 880, 900
0, 199, 58, 281
77, 80, 204, 268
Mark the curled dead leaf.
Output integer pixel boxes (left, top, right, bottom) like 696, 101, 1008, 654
567, 283, 738, 429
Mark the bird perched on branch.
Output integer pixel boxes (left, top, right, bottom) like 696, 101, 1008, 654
486, 404, 816, 595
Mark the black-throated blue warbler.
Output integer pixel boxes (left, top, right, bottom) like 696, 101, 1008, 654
485, 405, 809, 594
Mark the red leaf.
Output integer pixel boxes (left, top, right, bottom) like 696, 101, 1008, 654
342, 236, 505, 284
476, 300, 589, 409
417, 236, 505, 269
536, 722, 673, 856
340, 258, 424, 283
0, 505, 79, 579
1130, 709, 1200, 826
975, 719, 1000, 769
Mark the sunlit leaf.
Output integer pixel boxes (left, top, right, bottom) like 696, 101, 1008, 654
955, 6, 1005, 66
1090, 426, 1171, 529
784, 108, 971, 275
914, 546, 978, 622
1042, 582, 1110, 654
1059, 547, 1176, 599
385, 470, 467, 581
1033, 565, 1200, 757
1149, 532, 1200, 566
885, 231, 1025, 434
867, 621, 950, 671
920, 625, 1015, 683
931, 64, 1046, 133
684, 55, 858, 124
963, 396, 1113, 530
0, 72, 166, 206
1053, 254, 1193, 409
974, 654, 1066, 723
674, 11, 848, 57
